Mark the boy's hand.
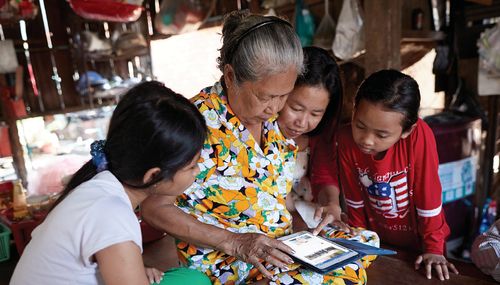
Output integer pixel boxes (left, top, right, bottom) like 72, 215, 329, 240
414, 253, 459, 281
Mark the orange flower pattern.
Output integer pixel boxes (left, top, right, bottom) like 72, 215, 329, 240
175, 82, 378, 284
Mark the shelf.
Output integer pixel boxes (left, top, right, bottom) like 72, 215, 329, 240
335, 40, 437, 70
401, 30, 446, 43
0, 14, 37, 26
15, 103, 116, 121
85, 49, 149, 62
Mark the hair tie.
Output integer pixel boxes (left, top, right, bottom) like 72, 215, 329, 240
90, 140, 108, 172
230, 17, 292, 58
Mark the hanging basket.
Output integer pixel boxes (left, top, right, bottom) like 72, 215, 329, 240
68, 0, 144, 22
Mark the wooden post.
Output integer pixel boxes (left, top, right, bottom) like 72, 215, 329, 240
0, 75, 28, 187
364, 0, 403, 75
249, 0, 260, 13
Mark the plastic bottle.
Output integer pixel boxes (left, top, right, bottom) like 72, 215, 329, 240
12, 180, 29, 220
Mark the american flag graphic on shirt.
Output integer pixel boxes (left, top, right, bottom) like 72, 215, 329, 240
365, 171, 409, 218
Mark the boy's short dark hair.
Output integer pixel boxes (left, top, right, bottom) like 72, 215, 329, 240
355, 69, 420, 132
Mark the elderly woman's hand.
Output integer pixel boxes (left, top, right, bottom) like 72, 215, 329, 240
224, 232, 295, 279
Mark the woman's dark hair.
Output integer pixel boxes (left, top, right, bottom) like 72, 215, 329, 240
51, 81, 207, 211
355, 69, 420, 132
296, 46, 343, 137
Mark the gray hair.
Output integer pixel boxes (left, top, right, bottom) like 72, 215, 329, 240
217, 10, 304, 84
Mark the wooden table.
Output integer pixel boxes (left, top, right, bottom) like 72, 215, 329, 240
368, 252, 497, 284
290, 210, 496, 284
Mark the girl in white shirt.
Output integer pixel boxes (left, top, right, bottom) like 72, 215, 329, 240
11, 81, 210, 285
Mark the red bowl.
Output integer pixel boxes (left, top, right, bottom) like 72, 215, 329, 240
68, 0, 144, 22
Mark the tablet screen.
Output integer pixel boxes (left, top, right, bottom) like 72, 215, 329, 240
280, 232, 358, 269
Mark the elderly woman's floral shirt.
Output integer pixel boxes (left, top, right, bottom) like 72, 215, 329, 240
176, 81, 296, 252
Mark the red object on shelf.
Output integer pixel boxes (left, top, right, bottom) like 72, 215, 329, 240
0, 126, 12, 157
1, 87, 27, 119
0, 181, 13, 210
68, 0, 144, 22
0, 210, 41, 255
0, 181, 12, 193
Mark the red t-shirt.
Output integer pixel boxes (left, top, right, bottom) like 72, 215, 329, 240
311, 119, 450, 254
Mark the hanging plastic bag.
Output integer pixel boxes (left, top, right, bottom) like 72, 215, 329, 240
313, 0, 335, 49
0, 40, 18, 74
478, 23, 500, 77
113, 31, 148, 57
68, 0, 144, 22
332, 0, 364, 61
154, 0, 215, 35
294, 0, 315, 47
477, 23, 500, 96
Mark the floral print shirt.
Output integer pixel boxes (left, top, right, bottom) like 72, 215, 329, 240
177, 81, 297, 241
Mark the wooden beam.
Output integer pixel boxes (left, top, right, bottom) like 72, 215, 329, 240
365, 0, 403, 75
249, 0, 260, 13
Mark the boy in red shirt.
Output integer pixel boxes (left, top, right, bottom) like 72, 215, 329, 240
311, 69, 459, 280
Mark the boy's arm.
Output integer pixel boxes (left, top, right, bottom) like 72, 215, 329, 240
412, 121, 449, 255
337, 143, 368, 229
411, 121, 459, 281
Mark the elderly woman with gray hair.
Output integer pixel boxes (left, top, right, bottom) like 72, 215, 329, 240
142, 11, 369, 285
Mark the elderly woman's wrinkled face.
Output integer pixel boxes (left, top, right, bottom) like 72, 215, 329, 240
278, 85, 329, 139
225, 65, 297, 126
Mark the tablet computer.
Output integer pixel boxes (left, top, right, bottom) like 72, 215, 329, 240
278, 231, 360, 274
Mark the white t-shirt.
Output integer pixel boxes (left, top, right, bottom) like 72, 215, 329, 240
10, 171, 142, 285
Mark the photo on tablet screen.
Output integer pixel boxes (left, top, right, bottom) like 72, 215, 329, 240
280, 232, 357, 268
